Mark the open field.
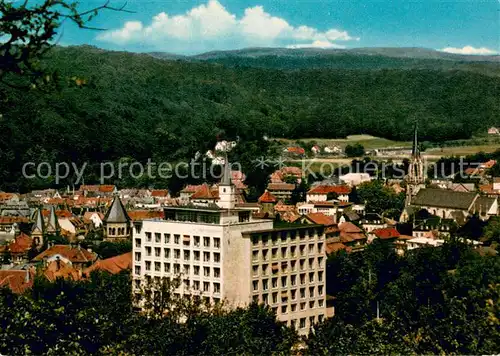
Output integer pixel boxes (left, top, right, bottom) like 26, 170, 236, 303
276, 135, 411, 150
425, 144, 500, 156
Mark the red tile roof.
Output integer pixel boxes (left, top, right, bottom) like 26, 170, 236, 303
258, 190, 277, 203
305, 213, 335, 226
83, 252, 132, 276
181, 185, 202, 193
0, 193, 17, 202
44, 260, 81, 282
190, 184, 218, 200
78, 185, 115, 193
286, 147, 305, 155
151, 189, 169, 197
339, 222, 362, 233
373, 227, 400, 239
308, 185, 351, 195
325, 241, 351, 254
33, 245, 97, 263
42, 209, 73, 218
0, 270, 34, 294
0, 216, 28, 224
82, 211, 105, 222
267, 183, 295, 191
8, 233, 33, 254
482, 160, 496, 169
275, 201, 297, 212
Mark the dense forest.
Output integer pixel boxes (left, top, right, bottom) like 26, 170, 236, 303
0, 240, 497, 354
0, 45, 499, 191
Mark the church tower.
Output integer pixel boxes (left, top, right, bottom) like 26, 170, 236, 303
46, 206, 60, 235
31, 209, 45, 248
401, 121, 426, 221
217, 155, 237, 210
103, 195, 131, 242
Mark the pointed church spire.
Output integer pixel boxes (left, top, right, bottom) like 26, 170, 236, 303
220, 153, 232, 186
412, 119, 420, 157
46, 206, 59, 233
32, 209, 44, 234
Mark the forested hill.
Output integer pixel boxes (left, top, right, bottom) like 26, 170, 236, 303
0, 45, 499, 190
150, 47, 500, 75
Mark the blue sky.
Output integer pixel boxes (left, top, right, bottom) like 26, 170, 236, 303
58, 0, 499, 55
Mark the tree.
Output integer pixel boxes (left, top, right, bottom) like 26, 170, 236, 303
356, 180, 405, 216
345, 143, 365, 158
0, 0, 129, 88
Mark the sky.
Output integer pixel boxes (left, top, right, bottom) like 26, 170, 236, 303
57, 0, 500, 55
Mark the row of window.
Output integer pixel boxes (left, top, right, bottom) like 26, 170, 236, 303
136, 263, 221, 278
251, 230, 322, 246
251, 257, 324, 275
252, 272, 324, 290
140, 234, 220, 248
251, 243, 323, 261
137, 249, 221, 263
264, 296, 325, 312
289, 315, 324, 330
134, 279, 221, 294
253, 285, 325, 301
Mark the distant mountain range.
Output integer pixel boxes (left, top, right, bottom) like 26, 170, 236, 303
147, 46, 499, 74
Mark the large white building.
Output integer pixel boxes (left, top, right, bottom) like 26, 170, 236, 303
132, 162, 328, 334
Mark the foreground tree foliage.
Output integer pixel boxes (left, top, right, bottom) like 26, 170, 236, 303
313, 239, 500, 355
0, 240, 497, 354
0, 271, 297, 355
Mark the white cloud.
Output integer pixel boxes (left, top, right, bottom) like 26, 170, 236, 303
287, 40, 345, 49
97, 0, 357, 53
440, 45, 498, 55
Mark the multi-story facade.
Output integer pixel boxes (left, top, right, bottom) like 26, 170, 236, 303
132, 163, 328, 334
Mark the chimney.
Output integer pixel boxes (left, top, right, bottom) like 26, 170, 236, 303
24, 269, 30, 283
56, 256, 61, 271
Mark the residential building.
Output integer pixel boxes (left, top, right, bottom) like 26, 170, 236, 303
306, 185, 351, 203
32, 244, 97, 270
132, 164, 328, 334
267, 183, 295, 202
339, 173, 371, 186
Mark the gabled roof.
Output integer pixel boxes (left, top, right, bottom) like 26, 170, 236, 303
44, 260, 81, 282
83, 252, 132, 275
32, 245, 97, 263
190, 184, 218, 200
373, 227, 400, 239
325, 241, 350, 254
0, 216, 28, 224
258, 190, 277, 203
79, 185, 116, 193
0, 269, 34, 293
8, 233, 33, 254
338, 222, 363, 233
308, 185, 351, 195
267, 183, 295, 191
104, 196, 130, 223
412, 188, 477, 211
83, 211, 104, 222
304, 213, 335, 226
151, 189, 169, 197
473, 196, 497, 215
